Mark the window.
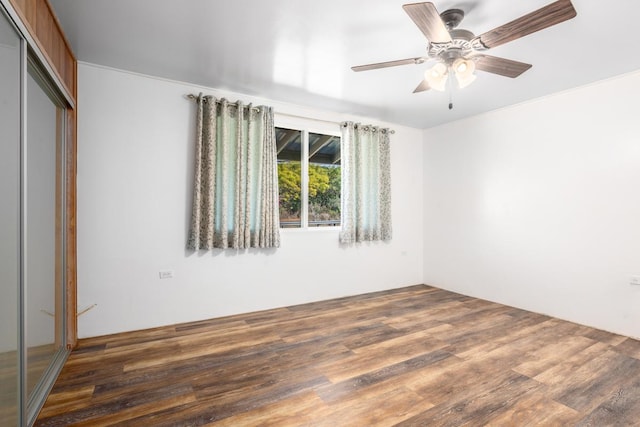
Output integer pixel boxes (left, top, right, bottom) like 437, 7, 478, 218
276, 127, 341, 228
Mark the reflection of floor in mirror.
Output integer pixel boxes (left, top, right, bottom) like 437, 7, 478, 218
0, 342, 58, 424
26, 343, 58, 393
0, 349, 18, 426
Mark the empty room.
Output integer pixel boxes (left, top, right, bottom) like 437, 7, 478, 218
2, 0, 640, 425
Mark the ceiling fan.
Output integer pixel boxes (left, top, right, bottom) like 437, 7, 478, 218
352, 0, 577, 101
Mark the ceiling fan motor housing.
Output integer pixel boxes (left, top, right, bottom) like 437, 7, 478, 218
440, 8, 464, 29
428, 27, 480, 65
450, 29, 474, 41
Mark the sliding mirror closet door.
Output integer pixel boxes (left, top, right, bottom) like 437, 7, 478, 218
25, 62, 67, 410
0, 8, 21, 426
0, 2, 72, 423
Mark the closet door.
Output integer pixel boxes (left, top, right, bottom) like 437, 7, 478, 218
0, 8, 22, 426
25, 61, 67, 420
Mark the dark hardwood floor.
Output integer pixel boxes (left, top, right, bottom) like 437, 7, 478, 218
36, 285, 640, 426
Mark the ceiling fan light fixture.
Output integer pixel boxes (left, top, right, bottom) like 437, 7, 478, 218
453, 58, 467, 73
424, 62, 448, 91
453, 58, 476, 89
456, 72, 476, 89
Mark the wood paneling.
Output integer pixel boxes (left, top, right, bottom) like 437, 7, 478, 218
65, 107, 77, 349
55, 107, 63, 348
35, 285, 640, 426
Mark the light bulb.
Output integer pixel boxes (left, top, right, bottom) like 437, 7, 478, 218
453, 58, 476, 89
424, 63, 448, 92
429, 63, 446, 77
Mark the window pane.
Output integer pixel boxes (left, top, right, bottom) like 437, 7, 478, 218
308, 132, 340, 227
276, 128, 302, 228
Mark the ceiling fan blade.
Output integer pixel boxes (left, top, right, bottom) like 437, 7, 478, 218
477, 0, 576, 49
402, 2, 452, 43
413, 79, 431, 93
474, 55, 532, 78
351, 57, 426, 72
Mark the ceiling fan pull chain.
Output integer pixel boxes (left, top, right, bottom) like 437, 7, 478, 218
448, 67, 454, 110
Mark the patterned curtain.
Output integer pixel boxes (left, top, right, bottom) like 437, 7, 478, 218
187, 95, 280, 250
339, 122, 392, 244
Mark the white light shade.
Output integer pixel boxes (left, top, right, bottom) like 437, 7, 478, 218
456, 72, 476, 89
453, 58, 476, 89
424, 62, 448, 92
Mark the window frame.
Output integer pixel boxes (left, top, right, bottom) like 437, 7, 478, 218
275, 115, 342, 231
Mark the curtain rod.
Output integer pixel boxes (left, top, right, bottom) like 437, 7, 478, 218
186, 94, 260, 112
276, 111, 395, 134
340, 122, 395, 134
186, 93, 394, 134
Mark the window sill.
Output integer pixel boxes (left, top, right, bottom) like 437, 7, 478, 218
280, 226, 341, 233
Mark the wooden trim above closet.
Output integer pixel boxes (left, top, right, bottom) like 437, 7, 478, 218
9, 0, 78, 349
8, 0, 76, 102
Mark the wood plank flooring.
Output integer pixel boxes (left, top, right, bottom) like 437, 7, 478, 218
35, 285, 640, 426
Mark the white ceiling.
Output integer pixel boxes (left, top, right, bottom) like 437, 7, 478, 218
50, 0, 640, 129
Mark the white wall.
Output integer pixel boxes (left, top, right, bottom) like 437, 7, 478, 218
77, 63, 424, 338
423, 71, 640, 339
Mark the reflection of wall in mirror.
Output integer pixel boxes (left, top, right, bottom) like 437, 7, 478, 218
25, 72, 59, 348
0, 42, 21, 354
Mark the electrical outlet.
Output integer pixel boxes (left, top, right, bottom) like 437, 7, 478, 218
630, 276, 640, 286
159, 270, 174, 279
